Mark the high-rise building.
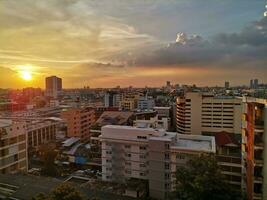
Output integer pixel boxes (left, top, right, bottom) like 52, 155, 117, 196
225, 81, 230, 89
250, 79, 254, 89
45, 76, 62, 99
101, 125, 215, 199
0, 119, 27, 174
241, 97, 267, 200
176, 92, 242, 135
254, 79, 259, 89
104, 91, 122, 107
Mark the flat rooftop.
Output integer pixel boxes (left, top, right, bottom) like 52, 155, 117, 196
0, 119, 12, 128
172, 134, 216, 153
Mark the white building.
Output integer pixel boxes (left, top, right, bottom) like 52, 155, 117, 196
137, 96, 155, 111
101, 125, 215, 199
133, 115, 170, 131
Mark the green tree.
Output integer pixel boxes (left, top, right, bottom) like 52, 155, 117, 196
51, 183, 84, 200
33, 183, 84, 200
173, 154, 243, 200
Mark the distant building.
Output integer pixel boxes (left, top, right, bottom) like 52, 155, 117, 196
104, 91, 121, 107
225, 81, 230, 89
250, 79, 259, 89
101, 125, 215, 199
137, 96, 155, 111
45, 76, 62, 99
120, 93, 141, 111
241, 97, 267, 200
0, 119, 27, 174
61, 107, 95, 139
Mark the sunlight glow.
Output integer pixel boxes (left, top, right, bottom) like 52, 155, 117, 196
20, 70, 32, 81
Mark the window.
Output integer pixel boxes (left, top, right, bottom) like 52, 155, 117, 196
140, 163, 146, 168
139, 146, 146, 150
165, 153, 170, 160
165, 143, 170, 149
126, 153, 131, 157
165, 163, 170, 169
125, 145, 131, 149
165, 173, 170, 179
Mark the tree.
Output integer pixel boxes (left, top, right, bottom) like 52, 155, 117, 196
51, 183, 84, 200
172, 154, 243, 200
33, 183, 84, 200
41, 149, 58, 177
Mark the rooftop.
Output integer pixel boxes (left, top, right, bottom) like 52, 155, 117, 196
0, 119, 12, 128
172, 134, 216, 153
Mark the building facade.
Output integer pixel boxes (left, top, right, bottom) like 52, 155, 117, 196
61, 107, 95, 139
101, 125, 215, 199
241, 97, 267, 200
45, 76, 62, 99
176, 92, 242, 135
0, 120, 27, 174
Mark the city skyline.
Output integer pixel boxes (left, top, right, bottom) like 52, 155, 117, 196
0, 0, 267, 88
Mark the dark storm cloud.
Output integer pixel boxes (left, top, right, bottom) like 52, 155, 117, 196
132, 17, 267, 68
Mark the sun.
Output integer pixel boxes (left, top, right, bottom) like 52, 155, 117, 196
20, 71, 32, 81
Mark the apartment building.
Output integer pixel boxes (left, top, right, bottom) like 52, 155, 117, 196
27, 119, 58, 150
61, 107, 95, 139
176, 92, 242, 135
119, 93, 142, 111
101, 125, 215, 199
0, 119, 27, 174
176, 92, 243, 189
137, 96, 155, 111
241, 97, 267, 200
133, 115, 170, 131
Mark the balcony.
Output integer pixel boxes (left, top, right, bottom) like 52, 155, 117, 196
254, 159, 264, 167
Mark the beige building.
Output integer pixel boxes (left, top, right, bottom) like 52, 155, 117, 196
0, 119, 27, 174
61, 107, 95, 139
101, 125, 215, 199
176, 92, 243, 190
119, 93, 142, 111
176, 92, 242, 135
27, 119, 59, 149
241, 97, 267, 200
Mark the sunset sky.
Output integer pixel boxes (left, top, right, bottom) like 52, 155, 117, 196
0, 0, 267, 88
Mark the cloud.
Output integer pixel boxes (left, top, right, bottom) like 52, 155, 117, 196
130, 17, 267, 69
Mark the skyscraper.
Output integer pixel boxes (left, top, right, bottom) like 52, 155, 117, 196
45, 76, 62, 99
225, 81, 230, 89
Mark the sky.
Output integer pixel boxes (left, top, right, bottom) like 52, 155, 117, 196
0, 0, 267, 88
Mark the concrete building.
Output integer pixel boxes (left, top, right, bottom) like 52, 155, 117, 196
241, 97, 267, 200
26, 119, 59, 150
176, 92, 242, 135
101, 125, 215, 199
137, 96, 155, 111
61, 107, 95, 139
225, 81, 230, 89
0, 119, 27, 174
45, 76, 62, 99
120, 93, 141, 111
104, 91, 122, 107
133, 115, 170, 131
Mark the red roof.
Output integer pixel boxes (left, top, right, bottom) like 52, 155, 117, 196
215, 131, 239, 146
